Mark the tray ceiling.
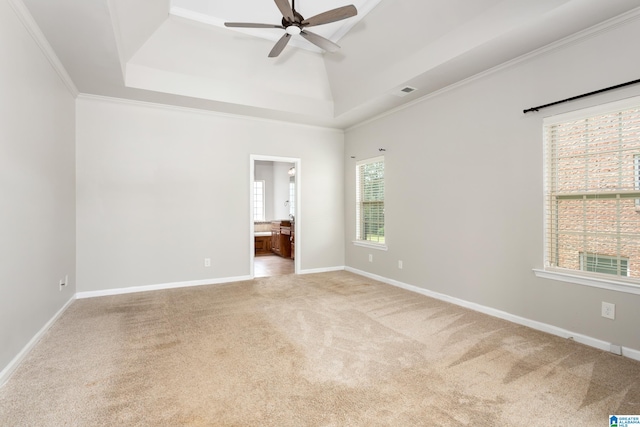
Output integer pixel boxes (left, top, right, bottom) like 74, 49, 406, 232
18, 0, 640, 128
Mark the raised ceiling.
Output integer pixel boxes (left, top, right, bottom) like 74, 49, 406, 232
20, 0, 640, 129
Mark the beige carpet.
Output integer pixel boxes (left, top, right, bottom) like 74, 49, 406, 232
1, 271, 639, 426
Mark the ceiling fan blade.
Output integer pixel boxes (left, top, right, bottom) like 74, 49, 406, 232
225, 22, 285, 29
300, 30, 340, 52
274, 0, 295, 22
269, 33, 292, 57
301, 5, 357, 27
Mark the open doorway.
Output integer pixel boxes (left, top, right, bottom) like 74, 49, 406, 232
250, 155, 300, 278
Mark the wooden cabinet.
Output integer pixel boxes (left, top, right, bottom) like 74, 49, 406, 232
271, 220, 291, 258
290, 223, 295, 260
271, 222, 280, 254
254, 235, 271, 256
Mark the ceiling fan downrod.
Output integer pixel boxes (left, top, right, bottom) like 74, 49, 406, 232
283, 0, 303, 27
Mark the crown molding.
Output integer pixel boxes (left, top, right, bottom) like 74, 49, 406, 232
77, 93, 345, 133
7, 0, 79, 97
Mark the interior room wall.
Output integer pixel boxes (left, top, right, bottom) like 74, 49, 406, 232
0, 1, 76, 376
76, 97, 344, 293
345, 17, 640, 352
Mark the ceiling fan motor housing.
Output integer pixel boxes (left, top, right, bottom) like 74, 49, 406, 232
282, 10, 304, 27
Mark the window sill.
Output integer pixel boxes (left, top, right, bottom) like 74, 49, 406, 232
533, 268, 640, 295
352, 240, 388, 251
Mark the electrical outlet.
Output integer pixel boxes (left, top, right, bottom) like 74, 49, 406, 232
204, 258, 211, 267
368, 254, 373, 262
398, 260, 403, 269
601, 302, 615, 320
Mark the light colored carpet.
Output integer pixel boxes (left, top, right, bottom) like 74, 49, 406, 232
1, 271, 639, 426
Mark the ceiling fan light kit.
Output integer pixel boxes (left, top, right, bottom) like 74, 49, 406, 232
224, 0, 357, 58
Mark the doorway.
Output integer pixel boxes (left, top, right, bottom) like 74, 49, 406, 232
250, 155, 300, 278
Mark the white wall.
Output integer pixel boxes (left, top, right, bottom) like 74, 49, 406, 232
0, 0, 76, 375
345, 17, 640, 352
76, 97, 344, 292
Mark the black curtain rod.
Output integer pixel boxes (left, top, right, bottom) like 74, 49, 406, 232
523, 78, 640, 114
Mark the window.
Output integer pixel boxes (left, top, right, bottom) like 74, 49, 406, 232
543, 100, 640, 284
579, 253, 629, 276
355, 156, 385, 246
289, 181, 295, 217
253, 180, 265, 221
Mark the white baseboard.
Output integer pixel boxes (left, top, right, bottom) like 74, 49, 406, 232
76, 269, 348, 299
298, 266, 346, 275
345, 267, 640, 362
0, 295, 75, 388
76, 275, 252, 299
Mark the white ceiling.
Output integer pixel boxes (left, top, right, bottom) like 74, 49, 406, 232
20, 0, 640, 129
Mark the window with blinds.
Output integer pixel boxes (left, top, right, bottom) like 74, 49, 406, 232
253, 180, 265, 221
544, 101, 640, 282
356, 156, 385, 245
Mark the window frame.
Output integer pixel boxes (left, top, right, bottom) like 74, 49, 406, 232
533, 96, 640, 295
353, 156, 387, 251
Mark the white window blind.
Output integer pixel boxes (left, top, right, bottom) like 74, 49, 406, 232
289, 181, 295, 217
545, 102, 640, 282
253, 180, 265, 221
356, 156, 385, 244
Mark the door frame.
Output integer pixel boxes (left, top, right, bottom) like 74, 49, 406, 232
249, 154, 301, 278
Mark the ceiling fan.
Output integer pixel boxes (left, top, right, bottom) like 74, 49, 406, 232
224, 0, 357, 58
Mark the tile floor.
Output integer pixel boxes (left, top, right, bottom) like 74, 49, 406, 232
254, 255, 294, 277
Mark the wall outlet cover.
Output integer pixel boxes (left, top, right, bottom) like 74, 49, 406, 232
601, 301, 615, 320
